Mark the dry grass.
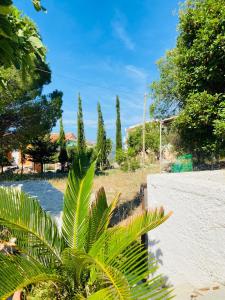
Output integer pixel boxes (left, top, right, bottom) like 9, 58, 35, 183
49, 164, 160, 203
49, 164, 160, 223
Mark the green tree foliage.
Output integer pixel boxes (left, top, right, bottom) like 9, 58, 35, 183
0, 158, 172, 299
0, 147, 9, 174
77, 94, 86, 153
150, 49, 180, 118
106, 138, 112, 159
151, 0, 225, 159
58, 118, 68, 172
96, 103, 108, 170
115, 96, 122, 160
26, 135, 57, 173
116, 149, 140, 172
0, 0, 45, 73
0, 3, 63, 155
0, 79, 63, 153
128, 122, 160, 156
175, 92, 225, 160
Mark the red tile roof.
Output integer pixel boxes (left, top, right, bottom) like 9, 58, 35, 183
50, 132, 77, 143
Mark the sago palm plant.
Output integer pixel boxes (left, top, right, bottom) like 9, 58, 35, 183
0, 157, 172, 299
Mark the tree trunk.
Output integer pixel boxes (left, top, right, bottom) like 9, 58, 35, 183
41, 163, 44, 173
21, 160, 24, 175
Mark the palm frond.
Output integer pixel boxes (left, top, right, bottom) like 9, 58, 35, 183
89, 209, 172, 263
85, 187, 120, 252
62, 248, 131, 300
62, 158, 96, 249
130, 276, 174, 300
85, 210, 173, 299
0, 187, 63, 264
0, 253, 63, 300
86, 288, 114, 300
113, 242, 172, 299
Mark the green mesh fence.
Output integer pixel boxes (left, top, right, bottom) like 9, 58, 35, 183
171, 154, 193, 173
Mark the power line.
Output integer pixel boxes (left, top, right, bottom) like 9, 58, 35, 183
35, 67, 146, 99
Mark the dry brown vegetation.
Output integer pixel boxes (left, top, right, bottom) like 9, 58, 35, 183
50, 165, 159, 202
49, 164, 160, 222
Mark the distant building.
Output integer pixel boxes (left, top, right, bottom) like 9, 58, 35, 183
50, 132, 95, 148
6, 132, 95, 173
50, 132, 77, 147
125, 116, 177, 148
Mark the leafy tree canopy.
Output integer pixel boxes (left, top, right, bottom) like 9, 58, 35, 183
58, 118, 68, 171
77, 93, 86, 153
151, 0, 225, 159
96, 103, 108, 169
0, 0, 46, 73
26, 134, 57, 173
0, 4, 63, 153
128, 122, 160, 155
115, 95, 122, 155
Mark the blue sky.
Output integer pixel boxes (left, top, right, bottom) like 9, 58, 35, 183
14, 0, 181, 143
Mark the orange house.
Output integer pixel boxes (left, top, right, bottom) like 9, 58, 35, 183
7, 133, 77, 173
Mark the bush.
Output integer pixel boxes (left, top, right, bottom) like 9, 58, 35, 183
115, 149, 127, 165
118, 148, 140, 172
127, 122, 160, 155
129, 158, 140, 171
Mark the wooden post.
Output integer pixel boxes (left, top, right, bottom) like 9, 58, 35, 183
159, 121, 162, 173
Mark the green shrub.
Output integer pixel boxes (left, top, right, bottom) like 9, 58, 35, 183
127, 122, 160, 155
130, 158, 140, 171
116, 148, 140, 172
115, 149, 127, 165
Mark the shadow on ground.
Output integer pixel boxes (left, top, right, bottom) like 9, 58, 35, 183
110, 192, 142, 226
1, 180, 144, 226
0, 181, 64, 216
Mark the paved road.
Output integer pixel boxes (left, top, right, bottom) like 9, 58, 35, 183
0, 180, 64, 216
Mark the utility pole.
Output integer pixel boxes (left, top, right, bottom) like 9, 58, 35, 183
142, 93, 147, 167
159, 120, 162, 173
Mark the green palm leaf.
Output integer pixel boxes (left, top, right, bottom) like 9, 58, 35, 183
62, 158, 96, 249
0, 187, 63, 264
85, 187, 120, 252
0, 253, 63, 300
62, 248, 131, 300
86, 288, 114, 300
85, 210, 173, 299
113, 242, 173, 299
89, 209, 172, 263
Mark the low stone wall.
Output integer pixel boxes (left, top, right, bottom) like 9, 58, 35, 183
147, 170, 225, 292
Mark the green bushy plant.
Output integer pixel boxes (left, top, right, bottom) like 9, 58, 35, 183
117, 148, 140, 172
127, 122, 160, 156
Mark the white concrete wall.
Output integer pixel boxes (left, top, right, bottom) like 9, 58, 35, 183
147, 170, 225, 290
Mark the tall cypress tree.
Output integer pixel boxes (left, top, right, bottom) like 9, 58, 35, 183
96, 102, 107, 170
77, 93, 86, 153
115, 95, 122, 160
58, 118, 68, 171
